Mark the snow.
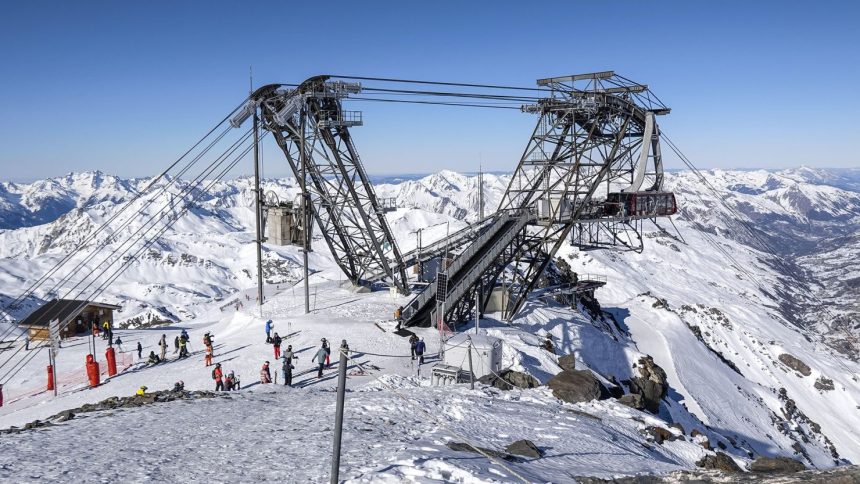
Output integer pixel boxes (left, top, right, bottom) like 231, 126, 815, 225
1, 168, 859, 480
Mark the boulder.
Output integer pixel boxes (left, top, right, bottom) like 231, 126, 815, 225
547, 370, 601, 404
814, 377, 835, 391
749, 456, 806, 473
478, 370, 540, 391
446, 442, 518, 462
505, 439, 543, 459
696, 452, 742, 472
618, 393, 645, 410
778, 354, 811, 376
628, 356, 669, 413
646, 426, 675, 445
557, 354, 576, 372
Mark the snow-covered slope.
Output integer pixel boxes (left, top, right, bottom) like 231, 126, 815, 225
1, 168, 859, 480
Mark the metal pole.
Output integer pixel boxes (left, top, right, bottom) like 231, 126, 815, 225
50, 349, 57, 397
330, 343, 348, 484
301, 108, 310, 314
475, 286, 480, 334
467, 337, 475, 390
253, 112, 264, 317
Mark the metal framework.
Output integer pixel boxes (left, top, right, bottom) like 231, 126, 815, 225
237, 77, 409, 293
407, 71, 674, 326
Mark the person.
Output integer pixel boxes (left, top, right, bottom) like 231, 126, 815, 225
181, 329, 189, 342
174, 335, 180, 354
409, 334, 419, 360
204, 345, 213, 367
159, 334, 168, 361
314, 345, 328, 378
265, 320, 273, 343
203, 332, 213, 347
178, 334, 189, 358
233, 372, 241, 390
212, 363, 224, 391
415, 337, 426, 365
114, 336, 123, 352
225, 372, 235, 391
102, 320, 110, 340
394, 306, 403, 322
92, 321, 99, 337
272, 333, 282, 359
147, 351, 161, 364
136, 385, 147, 396
260, 361, 272, 384
137, 341, 143, 359
173, 381, 184, 392
322, 338, 331, 367
281, 348, 296, 386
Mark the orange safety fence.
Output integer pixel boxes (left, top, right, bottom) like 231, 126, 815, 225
2, 350, 135, 406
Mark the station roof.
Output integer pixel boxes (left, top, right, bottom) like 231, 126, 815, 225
18, 299, 121, 328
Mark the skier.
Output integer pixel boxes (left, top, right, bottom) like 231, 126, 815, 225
136, 385, 147, 396
173, 335, 180, 354
203, 332, 213, 347
159, 334, 168, 361
394, 306, 403, 322
281, 346, 297, 386
265, 320, 273, 343
204, 345, 213, 367
322, 338, 331, 367
409, 334, 419, 360
178, 334, 189, 358
102, 321, 110, 340
225, 372, 235, 391
260, 361, 272, 384
114, 336, 123, 352
180, 329, 189, 342
147, 351, 161, 364
212, 363, 224, 391
314, 345, 328, 378
272, 333, 282, 359
173, 381, 184, 392
415, 337, 426, 365
136, 341, 143, 359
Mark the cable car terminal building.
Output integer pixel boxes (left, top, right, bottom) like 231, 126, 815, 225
17, 299, 121, 342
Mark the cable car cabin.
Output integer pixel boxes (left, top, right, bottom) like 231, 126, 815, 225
604, 192, 677, 219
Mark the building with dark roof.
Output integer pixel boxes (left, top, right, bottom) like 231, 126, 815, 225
18, 299, 122, 341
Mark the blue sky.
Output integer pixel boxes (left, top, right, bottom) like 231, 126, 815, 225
0, 1, 858, 181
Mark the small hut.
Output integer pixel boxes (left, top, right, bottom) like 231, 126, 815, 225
18, 299, 122, 341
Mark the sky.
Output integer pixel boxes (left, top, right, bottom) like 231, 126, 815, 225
0, 0, 858, 181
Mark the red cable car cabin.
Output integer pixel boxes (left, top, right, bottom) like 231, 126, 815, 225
605, 192, 677, 218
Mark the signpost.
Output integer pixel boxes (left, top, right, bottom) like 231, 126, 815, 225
48, 318, 60, 396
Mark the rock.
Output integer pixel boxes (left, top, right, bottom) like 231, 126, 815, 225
628, 356, 669, 413
446, 442, 518, 462
691, 429, 703, 438
618, 393, 645, 410
696, 452, 742, 472
505, 439, 543, 458
54, 410, 75, 422
750, 456, 807, 473
669, 422, 686, 435
478, 370, 540, 391
778, 353, 812, 376
547, 370, 601, 404
814, 377, 835, 391
557, 354, 576, 372
646, 426, 675, 444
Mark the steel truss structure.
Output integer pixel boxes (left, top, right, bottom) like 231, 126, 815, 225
436, 71, 673, 324
239, 77, 409, 293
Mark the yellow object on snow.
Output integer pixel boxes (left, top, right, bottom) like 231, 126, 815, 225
136, 386, 147, 396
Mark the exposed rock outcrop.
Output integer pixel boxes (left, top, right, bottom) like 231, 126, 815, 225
548, 370, 602, 404
749, 456, 806, 473
627, 356, 669, 413
778, 353, 812, 376
695, 452, 742, 472
505, 439, 543, 458
478, 370, 540, 390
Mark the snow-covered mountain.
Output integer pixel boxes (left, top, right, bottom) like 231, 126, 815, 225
1, 167, 859, 479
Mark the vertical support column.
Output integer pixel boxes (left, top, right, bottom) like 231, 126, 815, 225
254, 112, 265, 318
330, 342, 348, 484
467, 337, 475, 390
301, 107, 310, 314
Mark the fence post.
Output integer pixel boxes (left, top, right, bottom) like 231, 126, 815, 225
467, 337, 475, 390
330, 342, 348, 484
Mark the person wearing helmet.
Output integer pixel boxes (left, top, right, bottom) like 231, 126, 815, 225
321, 338, 331, 367
212, 363, 224, 391
260, 361, 272, 384
136, 385, 147, 396
415, 337, 426, 365
281, 345, 297, 386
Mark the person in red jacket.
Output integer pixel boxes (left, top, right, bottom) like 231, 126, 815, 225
212, 363, 224, 391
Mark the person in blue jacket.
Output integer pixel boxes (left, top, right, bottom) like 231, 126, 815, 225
415, 338, 426, 365
265, 320, 273, 343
